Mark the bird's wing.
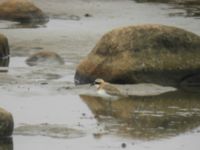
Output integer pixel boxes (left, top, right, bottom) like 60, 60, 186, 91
103, 83, 121, 96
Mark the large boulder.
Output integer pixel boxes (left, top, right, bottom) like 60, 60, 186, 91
0, 33, 9, 71
0, 0, 49, 23
75, 24, 200, 87
0, 107, 14, 137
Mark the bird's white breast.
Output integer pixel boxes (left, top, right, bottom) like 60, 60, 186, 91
97, 89, 119, 100
97, 89, 110, 97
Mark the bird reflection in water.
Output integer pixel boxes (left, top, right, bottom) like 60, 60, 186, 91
80, 90, 200, 140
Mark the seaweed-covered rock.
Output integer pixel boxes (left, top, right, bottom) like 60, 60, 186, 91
26, 51, 64, 66
0, 0, 49, 23
0, 107, 14, 137
75, 24, 200, 87
0, 33, 9, 71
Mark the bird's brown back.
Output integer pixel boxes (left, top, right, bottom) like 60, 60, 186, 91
100, 82, 121, 96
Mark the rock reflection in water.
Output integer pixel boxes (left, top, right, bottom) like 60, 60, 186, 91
0, 137, 13, 150
0, 21, 47, 29
80, 91, 200, 140
8, 22, 47, 29
14, 123, 85, 139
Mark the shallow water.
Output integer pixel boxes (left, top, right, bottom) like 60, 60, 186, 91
0, 0, 200, 150
1, 90, 200, 150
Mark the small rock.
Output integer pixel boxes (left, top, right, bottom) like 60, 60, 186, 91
121, 143, 126, 148
93, 133, 103, 139
0, 33, 9, 70
26, 51, 64, 66
0, 0, 49, 23
64, 86, 71, 90
84, 13, 92, 17
40, 82, 48, 85
0, 107, 14, 137
69, 15, 80, 21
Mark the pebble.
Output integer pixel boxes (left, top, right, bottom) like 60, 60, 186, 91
84, 13, 92, 17
121, 143, 126, 148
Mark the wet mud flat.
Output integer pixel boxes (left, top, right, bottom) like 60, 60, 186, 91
0, 0, 200, 150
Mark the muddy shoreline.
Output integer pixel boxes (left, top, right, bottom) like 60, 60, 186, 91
0, 0, 200, 150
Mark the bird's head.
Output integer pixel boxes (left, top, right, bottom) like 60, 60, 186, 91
93, 78, 105, 89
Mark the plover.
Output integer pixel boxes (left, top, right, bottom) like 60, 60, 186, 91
93, 78, 122, 99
